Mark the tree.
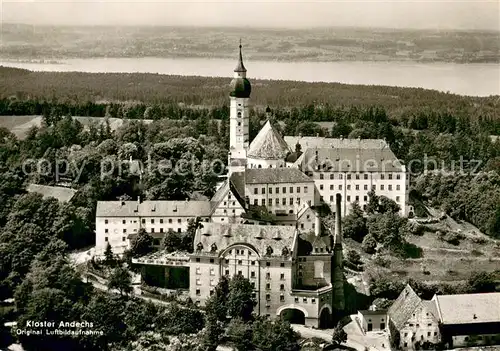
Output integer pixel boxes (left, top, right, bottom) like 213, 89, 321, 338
227, 274, 256, 322
227, 318, 253, 351
200, 314, 223, 351
331, 322, 348, 347
362, 234, 377, 254
466, 271, 497, 293
205, 276, 230, 322
104, 242, 115, 267
161, 229, 182, 253
343, 202, 368, 242
251, 317, 300, 351
129, 228, 154, 258
108, 266, 133, 296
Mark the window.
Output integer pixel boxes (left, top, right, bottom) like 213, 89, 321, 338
364, 184, 368, 190
266, 283, 271, 289
280, 295, 285, 302
404, 343, 407, 347
347, 174, 351, 180
196, 267, 201, 275
122, 220, 125, 224
397, 174, 401, 180
364, 174, 368, 180
266, 272, 270, 279
320, 174, 324, 180
122, 237, 126, 242
427, 332, 431, 337
104, 237, 108, 242
355, 195, 359, 201
196, 278, 201, 285
105, 219, 108, 224
388, 185, 393, 191
372, 185, 376, 190
339, 185, 342, 190
282, 187, 286, 194
330, 195, 334, 202
105, 229, 108, 233
280, 273, 285, 280
289, 198, 293, 205
254, 199, 258, 206
303, 298, 307, 303
389, 174, 393, 180
347, 196, 351, 201
177, 228, 181, 233
168, 219, 172, 223
210, 268, 215, 276
210, 259, 215, 263
177, 219, 181, 223
356, 174, 360, 180
339, 174, 343, 179
320, 185, 324, 190
294, 297, 299, 303
347, 185, 351, 190
266, 294, 271, 301
261, 199, 265, 206
397, 185, 400, 191
304, 186, 308, 193
282, 198, 286, 205
251, 261, 256, 265
355, 185, 359, 190
381, 185, 385, 190
290, 187, 293, 193
261, 187, 265, 194
312, 298, 316, 304
238, 260, 242, 264
330, 184, 334, 190
297, 186, 300, 193
151, 228, 155, 233
330, 174, 334, 180
196, 289, 200, 296
225, 269, 229, 275
404, 333, 408, 337
280, 262, 285, 267
381, 174, 385, 180
254, 188, 258, 195
251, 271, 255, 278
266, 262, 271, 267
434, 332, 437, 336
364, 196, 367, 201
276, 187, 279, 194
238, 270, 242, 275
151, 219, 155, 224
196, 258, 200, 262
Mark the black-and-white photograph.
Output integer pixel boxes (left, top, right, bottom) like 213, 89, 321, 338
0, 1, 499, 350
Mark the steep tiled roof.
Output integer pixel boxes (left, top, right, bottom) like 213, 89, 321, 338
27, 184, 76, 203
247, 120, 291, 160
299, 147, 404, 173
388, 284, 422, 329
245, 168, 313, 184
284, 136, 388, 150
96, 200, 212, 217
229, 172, 246, 200
434, 292, 500, 325
193, 223, 297, 258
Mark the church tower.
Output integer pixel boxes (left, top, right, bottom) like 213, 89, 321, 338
332, 193, 345, 321
228, 42, 251, 174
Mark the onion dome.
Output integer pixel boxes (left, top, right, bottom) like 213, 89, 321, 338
230, 77, 252, 98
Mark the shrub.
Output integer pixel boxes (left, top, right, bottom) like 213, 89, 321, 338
346, 249, 362, 265
362, 234, 377, 254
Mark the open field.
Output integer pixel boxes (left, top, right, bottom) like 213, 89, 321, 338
1, 24, 499, 63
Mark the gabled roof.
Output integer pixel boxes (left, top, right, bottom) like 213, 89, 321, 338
96, 200, 212, 217
244, 168, 313, 184
210, 180, 246, 215
27, 184, 76, 203
193, 223, 296, 258
434, 292, 500, 325
284, 136, 388, 150
247, 120, 291, 160
388, 284, 422, 329
299, 147, 404, 173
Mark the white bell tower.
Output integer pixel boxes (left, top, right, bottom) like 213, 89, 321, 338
228, 40, 251, 174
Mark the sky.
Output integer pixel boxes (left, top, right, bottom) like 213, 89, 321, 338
1, 0, 499, 31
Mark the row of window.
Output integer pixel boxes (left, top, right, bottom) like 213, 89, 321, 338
103, 218, 184, 225
318, 173, 404, 180
104, 237, 126, 243
254, 186, 308, 195
320, 194, 401, 203
193, 257, 286, 267
319, 184, 402, 191
104, 227, 182, 234
253, 197, 300, 206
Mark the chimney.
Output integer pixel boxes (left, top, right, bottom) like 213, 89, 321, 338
137, 196, 141, 205
334, 193, 342, 245
315, 214, 321, 236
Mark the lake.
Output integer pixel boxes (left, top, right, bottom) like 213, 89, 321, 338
1, 57, 498, 97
